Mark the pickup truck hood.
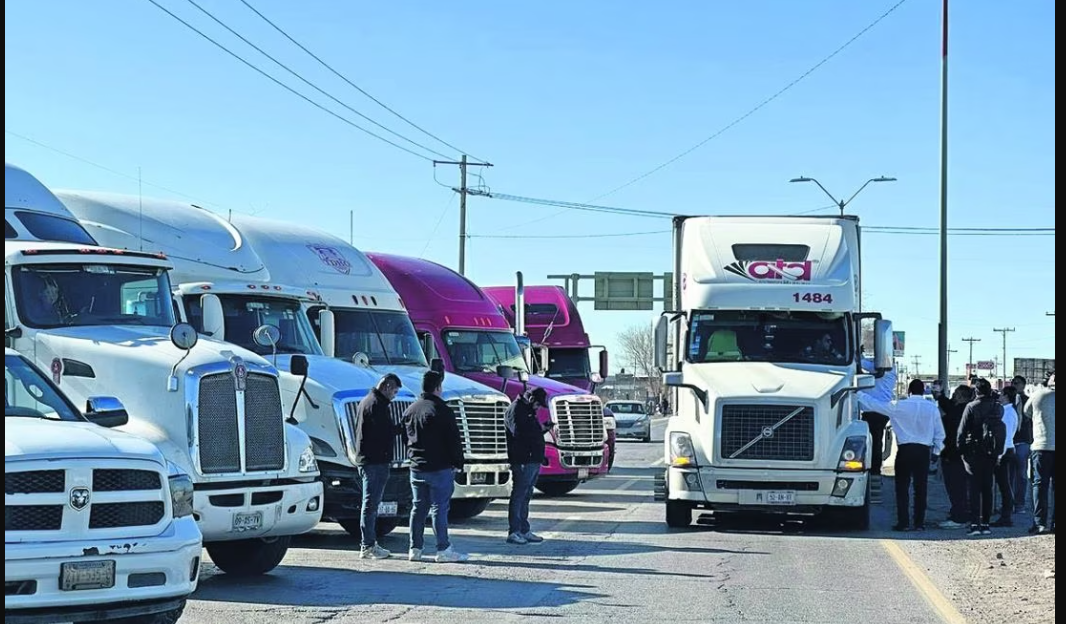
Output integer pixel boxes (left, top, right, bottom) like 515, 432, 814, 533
5, 417, 165, 464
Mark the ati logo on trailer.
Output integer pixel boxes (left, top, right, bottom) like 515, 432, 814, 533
308, 244, 352, 275
725, 259, 813, 282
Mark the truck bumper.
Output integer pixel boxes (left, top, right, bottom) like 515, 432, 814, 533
658, 466, 869, 512
5, 517, 201, 617
194, 480, 322, 542
537, 445, 609, 484
454, 462, 512, 499
320, 465, 413, 522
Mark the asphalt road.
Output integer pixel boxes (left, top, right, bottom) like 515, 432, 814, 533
183, 418, 954, 623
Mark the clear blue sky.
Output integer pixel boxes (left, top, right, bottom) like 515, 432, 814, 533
5, 0, 1055, 379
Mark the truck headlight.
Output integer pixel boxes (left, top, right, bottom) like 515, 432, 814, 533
838, 436, 867, 472
298, 445, 319, 473
168, 474, 195, 519
604, 416, 616, 432
669, 432, 697, 467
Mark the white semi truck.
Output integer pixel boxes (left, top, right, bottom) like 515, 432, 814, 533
6, 349, 201, 624
60, 191, 512, 525
653, 215, 894, 529
5, 165, 323, 575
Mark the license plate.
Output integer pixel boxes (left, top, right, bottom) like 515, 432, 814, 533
765, 491, 796, 505
577, 468, 589, 480
469, 472, 490, 485
232, 511, 263, 532
377, 501, 398, 517
60, 560, 115, 591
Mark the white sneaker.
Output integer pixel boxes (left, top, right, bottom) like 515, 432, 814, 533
360, 544, 391, 560
408, 548, 423, 562
435, 546, 469, 563
939, 520, 965, 530
522, 532, 544, 543
506, 532, 528, 545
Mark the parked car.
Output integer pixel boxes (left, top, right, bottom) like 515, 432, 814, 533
604, 400, 653, 443
5, 348, 202, 624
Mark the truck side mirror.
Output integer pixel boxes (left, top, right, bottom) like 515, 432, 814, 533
85, 396, 129, 428
873, 319, 894, 375
200, 293, 225, 341
496, 365, 516, 380
290, 354, 309, 377
653, 316, 669, 371
430, 358, 445, 374
598, 349, 609, 379
538, 346, 550, 376
318, 309, 336, 358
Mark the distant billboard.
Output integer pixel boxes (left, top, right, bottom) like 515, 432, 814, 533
892, 331, 905, 357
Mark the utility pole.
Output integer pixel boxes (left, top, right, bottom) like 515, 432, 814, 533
434, 155, 493, 276
912, 355, 922, 377
993, 327, 1015, 379
961, 337, 981, 376
937, 0, 950, 393
947, 345, 958, 377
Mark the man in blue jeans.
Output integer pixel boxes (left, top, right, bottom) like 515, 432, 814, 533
353, 373, 403, 559
402, 370, 468, 562
504, 387, 554, 545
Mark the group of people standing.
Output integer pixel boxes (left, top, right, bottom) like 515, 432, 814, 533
860, 369, 1056, 536
350, 370, 557, 563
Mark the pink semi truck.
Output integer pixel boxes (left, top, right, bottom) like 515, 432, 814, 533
367, 253, 610, 496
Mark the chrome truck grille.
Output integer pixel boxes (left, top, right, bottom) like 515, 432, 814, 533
197, 372, 285, 475
448, 398, 510, 459
343, 399, 413, 466
554, 397, 606, 448
6, 467, 166, 534
720, 404, 815, 462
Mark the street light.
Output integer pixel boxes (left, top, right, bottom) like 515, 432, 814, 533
789, 176, 897, 216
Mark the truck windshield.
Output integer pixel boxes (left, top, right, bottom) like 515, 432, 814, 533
5, 354, 82, 421
544, 347, 591, 380
442, 330, 527, 374
185, 294, 322, 356
14, 264, 176, 329
687, 310, 851, 365
310, 307, 427, 367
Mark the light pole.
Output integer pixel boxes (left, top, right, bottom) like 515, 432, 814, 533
789, 176, 897, 216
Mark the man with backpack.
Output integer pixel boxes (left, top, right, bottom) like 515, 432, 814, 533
957, 378, 1007, 536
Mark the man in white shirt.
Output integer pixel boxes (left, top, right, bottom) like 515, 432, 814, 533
859, 378, 946, 532
991, 387, 1020, 527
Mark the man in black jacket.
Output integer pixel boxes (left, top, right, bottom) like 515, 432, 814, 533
957, 378, 1006, 536
505, 387, 553, 544
353, 373, 402, 559
403, 370, 468, 563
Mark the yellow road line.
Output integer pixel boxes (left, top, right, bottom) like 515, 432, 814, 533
880, 539, 967, 624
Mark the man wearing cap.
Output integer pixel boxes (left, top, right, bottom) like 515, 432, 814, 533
504, 387, 555, 544
353, 373, 403, 559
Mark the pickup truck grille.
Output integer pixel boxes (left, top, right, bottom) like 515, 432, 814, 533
720, 404, 815, 462
5, 466, 168, 535
344, 399, 413, 466
449, 398, 509, 459
554, 398, 605, 448
198, 372, 285, 474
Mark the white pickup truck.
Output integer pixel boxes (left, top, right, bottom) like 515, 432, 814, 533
5, 348, 203, 624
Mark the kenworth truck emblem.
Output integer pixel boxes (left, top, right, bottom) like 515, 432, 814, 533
724, 259, 813, 282
69, 487, 90, 511
231, 357, 248, 392
308, 244, 352, 275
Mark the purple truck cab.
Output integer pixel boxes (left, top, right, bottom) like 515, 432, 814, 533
366, 253, 609, 496
482, 285, 608, 393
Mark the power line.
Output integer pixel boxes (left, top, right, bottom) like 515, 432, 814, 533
587, 0, 912, 203
236, 0, 486, 164
144, 0, 435, 161
178, 0, 452, 160
419, 193, 456, 257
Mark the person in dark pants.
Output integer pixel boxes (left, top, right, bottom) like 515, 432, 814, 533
504, 387, 554, 545
353, 373, 403, 559
958, 378, 1006, 536
403, 371, 468, 563
991, 386, 1020, 527
937, 384, 974, 529
1010, 376, 1033, 514
1024, 371, 1055, 534
859, 379, 945, 531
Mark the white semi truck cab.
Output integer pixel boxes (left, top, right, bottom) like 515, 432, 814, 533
653, 215, 893, 530
5, 166, 323, 576
5, 349, 201, 624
